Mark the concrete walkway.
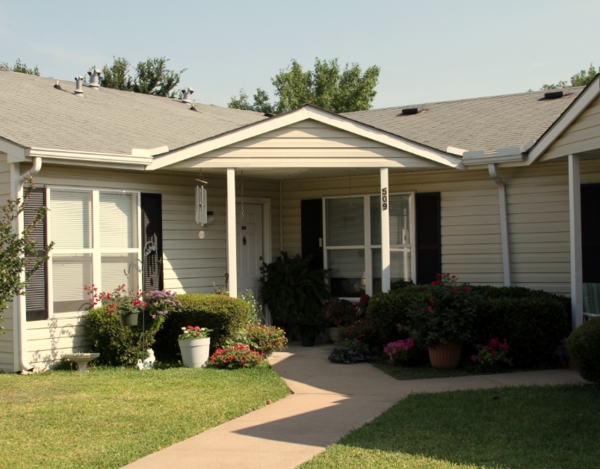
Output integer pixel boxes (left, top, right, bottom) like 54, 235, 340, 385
123, 344, 586, 469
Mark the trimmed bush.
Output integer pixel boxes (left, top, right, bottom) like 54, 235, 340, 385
567, 317, 600, 383
366, 285, 428, 346
154, 294, 249, 361
472, 288, 571, 368
85, 306, 163, 366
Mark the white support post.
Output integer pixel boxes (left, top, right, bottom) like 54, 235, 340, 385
568, 154, 583, 330
226, 168, 237, 298
380, 168, 391, 293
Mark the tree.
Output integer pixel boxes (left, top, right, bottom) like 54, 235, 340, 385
228, 58, 381, 114
0, 178, 53, 333
101, 56, 186, 98
0, 58, 40, 76
542, 63, 598, 90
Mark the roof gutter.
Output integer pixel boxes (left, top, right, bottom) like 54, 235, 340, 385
488, 163, 511, 287
12, 157, 43, 373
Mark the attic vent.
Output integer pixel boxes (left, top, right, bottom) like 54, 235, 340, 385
87, 67, 102, 89
182, 87, 194, 104
400, 107, 419, 116
74, 76, 84, 96
544, 90, 564, 100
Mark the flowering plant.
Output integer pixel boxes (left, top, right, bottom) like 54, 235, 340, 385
384, 338, 416, 364
84, 284, 146, 316
209, 344, 263, 369
321, 295, 370, 327
471, 338, 512, 366
144, 290, 182, 320
328, 339, 376, 364
243, 324, 288, 357
178, 326, 213, 340
406, 273, 479, 348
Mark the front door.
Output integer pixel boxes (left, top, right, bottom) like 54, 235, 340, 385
236, 203, 264, 298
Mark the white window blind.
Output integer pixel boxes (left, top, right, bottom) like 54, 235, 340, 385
50, 190, 92, 249
100, 192, 136, 249
101, 254, 139, 293
52, 254, 93, 313
326, 197, 364, 246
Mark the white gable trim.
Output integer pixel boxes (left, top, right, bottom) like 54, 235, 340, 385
0, 137, 29, 162
527, 76, 600, 164
146, 106, 465, 171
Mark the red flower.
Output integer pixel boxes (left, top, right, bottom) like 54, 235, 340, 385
451, 288, 457, 293
471, 355, 478, 362
464, 286, 471, 291
492, 350, 498, 356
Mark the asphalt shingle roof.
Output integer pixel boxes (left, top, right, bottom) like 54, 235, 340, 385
342, 88, 584, 155
0, 70, 266, 155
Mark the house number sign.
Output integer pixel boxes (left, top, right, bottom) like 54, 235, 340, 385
381, 187, 388, 211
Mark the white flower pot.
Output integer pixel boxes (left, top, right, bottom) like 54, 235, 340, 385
178, 337, 211, 368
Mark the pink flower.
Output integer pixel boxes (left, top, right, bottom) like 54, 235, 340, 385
499, 343, 509, 349
471, 355, 478, 362
492, 350, 498, 356
451, 288, 457, 293
490, 338, 499, 347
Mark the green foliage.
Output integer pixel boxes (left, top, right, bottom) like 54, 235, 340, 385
541, 62, 598, 90
153, 293, 249, 361
0, 177, 53, 333
242, 324, 288, 357
366, 285, 428, 346
101, 56, 186, 98
337, 318, 378, 346
84, 306, 163, 366
567, 317, 600, 383
407, 274, 480, 349
472, 287, 571, 368
239, 289, 262, 325
259, 252, 330, 330
229, 58, 380, 114
0, 58, 40, 75
328, 339, 376, 364
209, 344, 264, 369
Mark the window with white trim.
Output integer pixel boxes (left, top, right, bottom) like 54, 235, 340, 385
323, 193, 415, 298
48, 188, 141, 314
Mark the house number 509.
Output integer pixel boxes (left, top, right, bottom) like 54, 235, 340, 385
382, 187, 388, 211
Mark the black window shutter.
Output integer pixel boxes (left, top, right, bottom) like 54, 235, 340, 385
141, 193, 163, 291
25, 188, 48, 321
581, 184, 600, 283
416, 192, 441, 285
301, 199, 324, 270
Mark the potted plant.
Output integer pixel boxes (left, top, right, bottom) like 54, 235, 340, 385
471, 338, 512, 373
260, 252, 330, 336
406, 273, 479, 369
322, 295, 370, 342
85, 284, 148, 327
178, 326, 213, 368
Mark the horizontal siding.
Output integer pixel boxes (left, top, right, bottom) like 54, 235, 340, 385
542, 94, 600, 160
0, 153, 14, 371
24, 163, 280, 369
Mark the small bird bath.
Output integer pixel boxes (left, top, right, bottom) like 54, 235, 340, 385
63, 353, 100, 372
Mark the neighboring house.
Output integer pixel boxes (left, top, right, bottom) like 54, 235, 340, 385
1, 70, 599, 372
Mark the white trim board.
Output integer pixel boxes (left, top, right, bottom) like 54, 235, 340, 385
146, 106, 465, 171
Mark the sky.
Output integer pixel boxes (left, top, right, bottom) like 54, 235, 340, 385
1, 0, 600, 109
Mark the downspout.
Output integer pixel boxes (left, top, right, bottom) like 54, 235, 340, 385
13, 157, 43, 372
488, 164, 511, 287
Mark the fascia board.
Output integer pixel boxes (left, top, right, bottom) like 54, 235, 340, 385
28, 147, 153, 168
147, 106, 465, 171
0, 137, 30, 162
463, 153, 526, 166
527, 78, 600, 165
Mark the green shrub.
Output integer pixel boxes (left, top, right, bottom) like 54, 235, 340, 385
472, 289, 571, 368
154, 294, 249, 361
366, 286, 428, 346
242, 324, 288, 357
84, 306, 163, 366
567, 317, 600, 383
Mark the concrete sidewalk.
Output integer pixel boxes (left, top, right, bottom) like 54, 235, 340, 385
123, 344, 586, 469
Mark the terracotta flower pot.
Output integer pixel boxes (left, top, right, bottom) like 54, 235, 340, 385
428, 342, 462, 369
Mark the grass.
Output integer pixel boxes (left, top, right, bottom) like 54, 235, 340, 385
299, 384, 600, 469
0, 364, 290, 469
373, 361, 476, 380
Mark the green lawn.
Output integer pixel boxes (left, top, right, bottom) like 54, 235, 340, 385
300, 384, 600, 469
0, 365, 290, 469
373, 361, 476, 380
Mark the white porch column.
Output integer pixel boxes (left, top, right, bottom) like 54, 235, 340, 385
380, 168, 391, 293
226, 168, 237, 298
568, 154, 583, 329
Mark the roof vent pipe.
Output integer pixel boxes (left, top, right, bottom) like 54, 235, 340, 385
87, 67, 102, 89
182, 87, 194, 103
74, 76, 85, 96
544, 90, 564, 100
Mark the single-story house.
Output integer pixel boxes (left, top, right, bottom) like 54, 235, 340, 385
1, 69, 599, 372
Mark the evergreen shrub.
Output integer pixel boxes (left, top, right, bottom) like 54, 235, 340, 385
567, 317, 600, 383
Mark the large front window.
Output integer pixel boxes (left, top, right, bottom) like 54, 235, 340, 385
324, 193, 415, 298
48, 188, 140, 314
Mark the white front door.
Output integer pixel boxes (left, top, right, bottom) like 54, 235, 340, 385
236, 203, 263, 298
